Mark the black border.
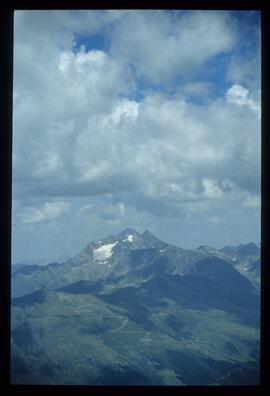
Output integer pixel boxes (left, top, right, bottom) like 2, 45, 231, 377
0, 1, 269, 395
0, 5, 13, 392
260, 5, 270, 392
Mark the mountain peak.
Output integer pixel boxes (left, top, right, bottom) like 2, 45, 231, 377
142, 229, 155, 237
141, 229, 161, 240
141, 230, 167, 249
117, 228, 139, 238
237, 242, 260, 257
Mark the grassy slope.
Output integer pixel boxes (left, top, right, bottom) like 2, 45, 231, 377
11, 288, 260, 385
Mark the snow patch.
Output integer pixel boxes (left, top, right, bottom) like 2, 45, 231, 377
124, 234, 134, 242
93, 241, 119, 262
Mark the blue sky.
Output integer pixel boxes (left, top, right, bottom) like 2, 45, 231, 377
12, 10, 261, 263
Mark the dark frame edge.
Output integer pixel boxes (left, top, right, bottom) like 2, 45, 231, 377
0, 3, 269, 396
260, 6, 270, 392
0, 7, 13, 392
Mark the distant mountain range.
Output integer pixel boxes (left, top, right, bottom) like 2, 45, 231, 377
11, 228, 260, 298
11, 228, 260, 385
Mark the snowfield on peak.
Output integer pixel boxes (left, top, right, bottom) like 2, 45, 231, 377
123, 234, 134, 242
93, 241, 119, 263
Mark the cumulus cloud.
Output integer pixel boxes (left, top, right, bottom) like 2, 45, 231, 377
19, 201, 71, 224
202, 179, 223, 199
226, 84, 261, 117
13, 59, 260, 215
11, 10, 261, 260
109, 10, 236, 85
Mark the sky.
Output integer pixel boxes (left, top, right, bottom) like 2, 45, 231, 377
12, 10, 261, 263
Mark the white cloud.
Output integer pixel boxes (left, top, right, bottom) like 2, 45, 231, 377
33, 152, 62, 178
108, 99, 139, 126
202, 179, 223, 199
226, 84, 261, 118
12, 10, 261, 248
226, 84, 249, 105
109, 10, 236, 85
78, 204, 93, 214
59, 48, 108, 77
242, 194, 261, 208
19, 201, 71, 224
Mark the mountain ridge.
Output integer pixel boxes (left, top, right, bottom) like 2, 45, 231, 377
11, 228, 261, 385
11, 228, 260, 298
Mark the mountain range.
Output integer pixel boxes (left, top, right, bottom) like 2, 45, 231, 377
11, 228, 260, 385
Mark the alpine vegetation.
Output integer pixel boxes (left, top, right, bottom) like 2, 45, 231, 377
11, 229, 260, 385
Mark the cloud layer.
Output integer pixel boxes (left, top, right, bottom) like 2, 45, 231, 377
19, 201, 71, 224
12, 10, 261, 261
